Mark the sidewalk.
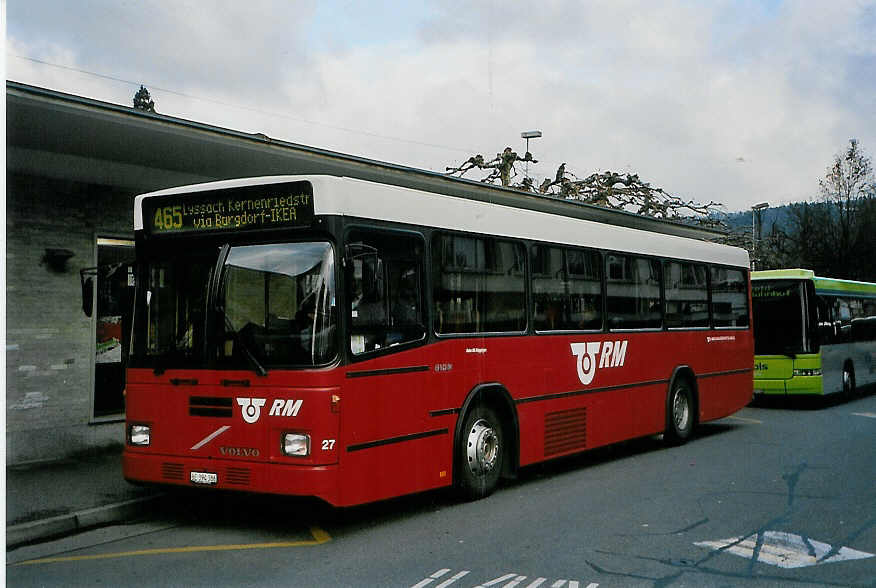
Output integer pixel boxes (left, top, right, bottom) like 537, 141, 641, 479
6, 445, 161, 548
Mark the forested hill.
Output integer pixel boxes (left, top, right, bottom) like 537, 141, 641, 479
723, 205, 793, 233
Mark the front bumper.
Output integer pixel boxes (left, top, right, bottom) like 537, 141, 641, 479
123, 450, 340, 505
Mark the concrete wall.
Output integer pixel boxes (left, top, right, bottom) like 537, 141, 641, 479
5, 174, 134, 464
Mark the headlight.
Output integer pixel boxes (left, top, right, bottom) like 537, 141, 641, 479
793, 368, 822, 377
282, 433, 310, 457
129, 424, 151, 446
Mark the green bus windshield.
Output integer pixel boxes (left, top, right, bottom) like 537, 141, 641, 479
752, 280, 807, 355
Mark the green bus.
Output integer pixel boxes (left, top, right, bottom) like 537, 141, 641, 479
752, 269, 876, 397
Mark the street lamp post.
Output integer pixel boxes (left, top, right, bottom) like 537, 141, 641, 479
521, 130, 542, 182
751, 202, 769, 270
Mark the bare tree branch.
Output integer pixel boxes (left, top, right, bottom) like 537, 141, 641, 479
446, 148, 725, 230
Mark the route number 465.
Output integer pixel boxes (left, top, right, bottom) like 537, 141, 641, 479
153, 205, 183, 230
321, 439, 336, 450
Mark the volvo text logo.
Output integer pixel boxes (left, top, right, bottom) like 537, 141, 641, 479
219, 446, 260, 457
570, 340, 629, 385
237, 397, 267, 424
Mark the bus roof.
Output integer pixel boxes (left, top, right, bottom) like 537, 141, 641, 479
135, 175, 750, 268
752, 269, 816, 281
753, 269, 876, 298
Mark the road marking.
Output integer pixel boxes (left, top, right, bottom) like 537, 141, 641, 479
412, 569, 454, 588
852, 412, 876, 419
725, 415, 762, 424
435, 570, 471, 588
13, 526, 330, 566
417, 571, 596, 588
476, 573, 517, 587
695, 531, 874, 568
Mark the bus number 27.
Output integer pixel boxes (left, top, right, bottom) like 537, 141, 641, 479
322, 439, 336, 451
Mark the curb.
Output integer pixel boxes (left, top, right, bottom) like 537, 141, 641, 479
6, 495, 163, 548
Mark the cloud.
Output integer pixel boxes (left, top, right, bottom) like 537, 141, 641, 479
6, 0, 876, 211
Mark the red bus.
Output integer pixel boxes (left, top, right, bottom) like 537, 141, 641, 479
124, 175, 753, 505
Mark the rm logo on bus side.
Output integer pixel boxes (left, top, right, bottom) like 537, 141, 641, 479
236, 397, 303, 424
570, 340, 628, 385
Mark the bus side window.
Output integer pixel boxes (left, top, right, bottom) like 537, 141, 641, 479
837, 298, 852, 341
532, 244, 602, 332
347, 229, 425, 356
816, 295, 835, 345
664, 261, 708, 329
710, 267, 749, 328
855, 300, 876, 342
606, 254, 661, 330
432, 233, 526, 335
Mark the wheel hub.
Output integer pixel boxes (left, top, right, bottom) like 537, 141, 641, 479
674, 391, 690, 431
466, 419, 499, 476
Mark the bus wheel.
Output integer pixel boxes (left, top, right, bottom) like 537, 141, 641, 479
843, 364, 856, 398
457, 405, 503, 500
665, 378, 694, 445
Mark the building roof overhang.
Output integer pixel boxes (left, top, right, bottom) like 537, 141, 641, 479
6, 80, 727, 242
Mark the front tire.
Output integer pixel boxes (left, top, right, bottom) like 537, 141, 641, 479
665, 378, 694, 445
457, 405, 503, 500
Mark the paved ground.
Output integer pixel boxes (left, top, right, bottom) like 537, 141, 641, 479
5, 444, 160, 547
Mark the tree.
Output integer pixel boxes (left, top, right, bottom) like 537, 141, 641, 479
446, 147, 725, 229
817, 139, 875, 279
446, 147, 536, 188
758, 139, 876, 279
133, 85, 156, 113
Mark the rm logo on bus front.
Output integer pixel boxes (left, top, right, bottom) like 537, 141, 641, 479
570, 340, 628, 385
236, 397, 303, 424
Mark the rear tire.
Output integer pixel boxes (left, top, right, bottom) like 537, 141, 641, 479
665, 378, 694, 445
457, 405, 503, 500
842, 364, 856, 398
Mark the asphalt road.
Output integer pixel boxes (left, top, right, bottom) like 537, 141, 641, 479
8, 392, 876, 587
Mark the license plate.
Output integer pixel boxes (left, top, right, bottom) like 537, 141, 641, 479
190, 471, 218, 485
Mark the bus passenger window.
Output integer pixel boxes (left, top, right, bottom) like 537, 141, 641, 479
347, 230, 425, 355
606, 254, 661, 330
532, 245, 602, 331
432, 233, 526, 334
711, 267, 749, 328
664, 261, 709, 329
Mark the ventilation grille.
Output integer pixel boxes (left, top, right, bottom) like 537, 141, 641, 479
544, 407, 587, 457
225, 467, 251, 487
161, 462, 185, 481
190, 396, 233, 418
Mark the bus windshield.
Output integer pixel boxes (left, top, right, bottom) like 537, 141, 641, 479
218, 242, 336, 368
134, 241, 336, 369
751, 279, 806, 355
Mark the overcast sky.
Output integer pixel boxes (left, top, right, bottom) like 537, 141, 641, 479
5, 0, 876, 212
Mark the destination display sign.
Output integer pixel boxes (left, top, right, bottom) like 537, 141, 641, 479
143, 181, 314, 235
752, 281, 798, 299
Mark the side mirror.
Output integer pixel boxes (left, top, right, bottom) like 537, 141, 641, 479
80, 268, 96, 317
